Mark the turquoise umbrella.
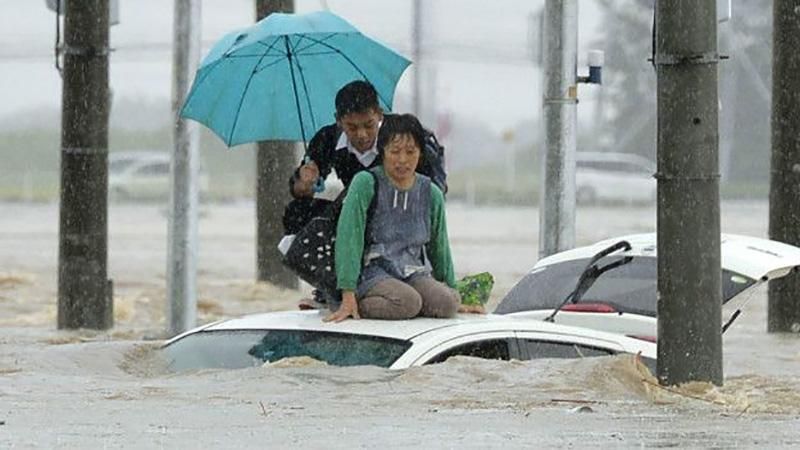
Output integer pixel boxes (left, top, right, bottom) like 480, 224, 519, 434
180, 11, 411, 147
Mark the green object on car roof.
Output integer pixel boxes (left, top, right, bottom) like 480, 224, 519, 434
456, 272, 494, 306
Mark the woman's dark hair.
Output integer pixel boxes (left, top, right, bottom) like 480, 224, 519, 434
377, 114, 426, 155
335, 80, 380, 118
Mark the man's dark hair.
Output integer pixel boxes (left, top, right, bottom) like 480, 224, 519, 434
377, 114, 426, 154
335, 80, 380, 118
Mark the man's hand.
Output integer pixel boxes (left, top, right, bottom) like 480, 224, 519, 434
293, 161, 320, 197
323, 291, 360, 323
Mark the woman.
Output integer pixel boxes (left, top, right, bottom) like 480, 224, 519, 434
325, 114, 460, 322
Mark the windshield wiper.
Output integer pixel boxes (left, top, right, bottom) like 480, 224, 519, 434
544, 240, 632, 323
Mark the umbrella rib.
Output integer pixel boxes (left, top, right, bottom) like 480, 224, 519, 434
290, 33, 339, 55
252, 57, 287, 74
301, 35, 393, 108
289, 35, 318, 135
227, 37, 284, 145
284, 35, 308, 143
224, 52, 284, 60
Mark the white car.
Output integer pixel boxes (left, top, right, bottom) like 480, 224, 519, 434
162, 311, 656, 371
495, 233, 800, 340
576, 152, 656, 204
109, 151, 209, 201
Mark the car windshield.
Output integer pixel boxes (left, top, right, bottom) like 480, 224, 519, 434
162, 329, 412, 371
495, 256, 755, 316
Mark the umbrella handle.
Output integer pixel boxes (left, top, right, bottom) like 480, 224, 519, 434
302, 155, 327, 193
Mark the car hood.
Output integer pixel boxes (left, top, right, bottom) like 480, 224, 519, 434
538, 233, 800, 284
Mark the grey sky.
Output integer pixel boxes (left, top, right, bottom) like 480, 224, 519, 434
0, 0, 603, 134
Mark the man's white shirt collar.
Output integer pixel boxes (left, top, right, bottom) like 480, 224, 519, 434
337, 132, 378, 167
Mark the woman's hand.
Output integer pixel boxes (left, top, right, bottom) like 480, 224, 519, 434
323, 291, 360, 323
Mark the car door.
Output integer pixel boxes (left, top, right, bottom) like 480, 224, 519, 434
411, 332, 524, 366
132, 160, 171, 198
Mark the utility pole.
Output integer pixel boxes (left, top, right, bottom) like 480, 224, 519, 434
255, 0, 298, 288
768, 0, 800, 333
167, 0, 202, 336
655, 1, 722, 386
539, 0, 577, 258
58, 0, 113, 329
718, 21, 736, 182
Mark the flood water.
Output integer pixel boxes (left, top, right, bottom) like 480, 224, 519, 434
2, 200, 799, 448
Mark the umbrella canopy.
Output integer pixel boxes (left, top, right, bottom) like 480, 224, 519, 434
180, 11, 411, 147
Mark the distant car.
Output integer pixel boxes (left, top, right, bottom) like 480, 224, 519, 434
576, 152, 656, 204
495, 233, 800, 341
162, 311, 656, 371
109, 151, 209, 201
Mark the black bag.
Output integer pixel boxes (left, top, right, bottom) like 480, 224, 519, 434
281, 174, 365, 299
282, 215, 339, 295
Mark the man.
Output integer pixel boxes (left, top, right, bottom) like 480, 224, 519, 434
283, 80, 384, 235
283, 80, 445, 308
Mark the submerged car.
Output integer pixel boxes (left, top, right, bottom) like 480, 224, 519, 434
109, 151, 209, 201
576, 152, 656, 204
162, 311, 656, 371
495, 233, 800, 340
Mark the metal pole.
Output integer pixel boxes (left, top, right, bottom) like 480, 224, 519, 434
539, 0, 577, 258
412, 0, 422, 116
768, 0, 800, 333
58, 0, 112, 330
167, 0, 202, 336
256, 0, 299, 289
655, 1, 722, 386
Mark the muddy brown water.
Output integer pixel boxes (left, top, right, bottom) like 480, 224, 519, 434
2, 200, 799, 448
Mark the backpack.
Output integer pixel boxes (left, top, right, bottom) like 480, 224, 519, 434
418, 130, 448, 195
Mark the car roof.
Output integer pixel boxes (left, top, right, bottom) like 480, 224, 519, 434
167, 310, 655, 350
535, 233, 800, 282
194, 310, 495, 341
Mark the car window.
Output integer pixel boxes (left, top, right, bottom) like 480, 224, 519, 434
162, 329, 412, 371
109, 159, 136, 173
518, 339, 614, 359
495, 256, 755, 316
136, 162, 171, 176
577, 158, 654, 174
424, 339, 510, 364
